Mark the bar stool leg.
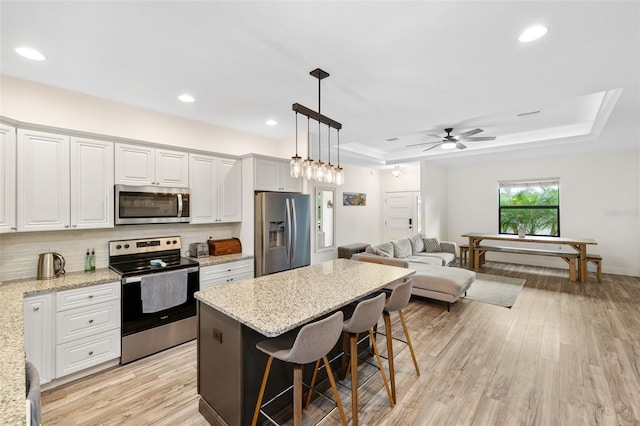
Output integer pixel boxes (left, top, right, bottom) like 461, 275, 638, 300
382, 311, 396, 404
350, 333, 359, 426
368, 328, 394, 408
293, 364, 303, 426
398, 310, 420, 377
252, 356, 274, 426
305, 357, 349, 425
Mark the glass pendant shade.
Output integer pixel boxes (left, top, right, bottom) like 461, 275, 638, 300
324, 164, 335, 183
302, 158, 315, 180
290, 155, 303, 178
335, 166, 344, 186
314, 161, 326, 182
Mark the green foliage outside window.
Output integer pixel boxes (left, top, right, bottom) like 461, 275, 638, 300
499, 183, 559, 236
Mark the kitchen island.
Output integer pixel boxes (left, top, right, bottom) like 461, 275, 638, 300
195, 258, 414, 425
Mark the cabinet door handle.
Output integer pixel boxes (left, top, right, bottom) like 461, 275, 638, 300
88, 295, 94, 299
88, 351, 94, 356
33, 306, 40, 311
64, 225, 70, 228
72, 224, 77, 228
88, 319, 94, 324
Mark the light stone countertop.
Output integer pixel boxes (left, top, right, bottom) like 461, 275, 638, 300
195, 252, 253, 267
0, 268, 121, 426
195, 258, 415, 337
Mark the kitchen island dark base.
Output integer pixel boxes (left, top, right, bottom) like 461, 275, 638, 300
198, 301, 299, 426
197, 301, 367, 426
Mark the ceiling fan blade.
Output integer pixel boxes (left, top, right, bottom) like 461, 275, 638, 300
456, 128, 483, 139
426, 134, 443, 139
456, 142, 467, 150
423, 143, 443, 152
405, 141, 441, 148
464, 136, 496, 141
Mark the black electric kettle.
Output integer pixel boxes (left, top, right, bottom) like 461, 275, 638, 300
37, 252, 65, 280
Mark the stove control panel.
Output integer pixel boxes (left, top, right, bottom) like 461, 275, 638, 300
109, 236, 182, 256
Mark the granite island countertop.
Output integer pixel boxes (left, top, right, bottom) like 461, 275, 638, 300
0, 268, 121, 426
195, 258, 415, 337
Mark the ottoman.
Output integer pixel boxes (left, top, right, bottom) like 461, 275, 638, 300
338, 243, 370, 259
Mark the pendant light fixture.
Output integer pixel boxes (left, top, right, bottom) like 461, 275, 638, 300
324, 127, 335, 184
314, 120, 326, 182
291, 68, 344, 185
302, 116, 314, 180
289, 112, 303, 178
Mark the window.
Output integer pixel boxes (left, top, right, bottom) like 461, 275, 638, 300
499, 179, 560, 237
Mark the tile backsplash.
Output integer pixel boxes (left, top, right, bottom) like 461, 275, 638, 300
0, 223, 241, 281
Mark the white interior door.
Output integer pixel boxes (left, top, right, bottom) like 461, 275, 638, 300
384, 191, 419, 241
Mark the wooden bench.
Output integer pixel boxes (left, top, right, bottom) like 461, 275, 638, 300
458, 244, 484, 267
474, 245, 579, 281
586, 254, 602, 282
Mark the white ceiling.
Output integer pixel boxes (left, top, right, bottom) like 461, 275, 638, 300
1, 1, 639, 169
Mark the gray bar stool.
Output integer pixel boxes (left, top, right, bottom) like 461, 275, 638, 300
340, 293, 394, 426
382, 278, 420, 404
251, 311, 348, 426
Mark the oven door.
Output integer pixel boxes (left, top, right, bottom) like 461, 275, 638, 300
121, 267, 199, 336
115, 184, 190, 225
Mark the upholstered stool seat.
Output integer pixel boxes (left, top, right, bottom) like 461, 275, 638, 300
252, 311, 348, 426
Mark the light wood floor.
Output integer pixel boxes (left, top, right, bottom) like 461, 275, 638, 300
42, 262, 640, 425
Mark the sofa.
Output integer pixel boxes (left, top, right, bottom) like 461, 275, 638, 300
356, 235, 475, 310
364, 234, 457, 266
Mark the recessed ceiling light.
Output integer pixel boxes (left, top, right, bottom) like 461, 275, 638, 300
265, 119, 277, 126
178, 94, 195, 103
519, 25, 548, 43
15, 46, 45, 61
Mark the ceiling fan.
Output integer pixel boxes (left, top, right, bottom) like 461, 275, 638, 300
406, 127, 496, 152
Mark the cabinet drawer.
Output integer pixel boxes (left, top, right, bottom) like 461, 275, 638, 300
56, 328, 121, 378
56, 300, 120, 344
56, 281, 120, 311
201, 259, 252, 278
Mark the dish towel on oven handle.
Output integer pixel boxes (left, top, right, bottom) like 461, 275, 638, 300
141, 269, 188, 313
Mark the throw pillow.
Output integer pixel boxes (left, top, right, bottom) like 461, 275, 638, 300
375, 242, 394, 258
391, 239, 412, 259
422, 237, 441, 253
409, 234, 424, 254
364, 243, 393, 257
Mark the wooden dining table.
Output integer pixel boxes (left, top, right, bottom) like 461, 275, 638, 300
462, 233, 597, 283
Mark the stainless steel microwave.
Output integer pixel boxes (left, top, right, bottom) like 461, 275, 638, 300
115, 185, 190, 225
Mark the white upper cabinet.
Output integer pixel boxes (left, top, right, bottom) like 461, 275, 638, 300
70, 137, 114, 229
189, 153, 241, 223
0, 124, 17, 233
254, 158, 302, 192
17, 129, 70, 232
115, 143, 188, 187
17, 129, 114, 232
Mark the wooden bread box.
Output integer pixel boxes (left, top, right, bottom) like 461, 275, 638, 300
208, 238, 242, 256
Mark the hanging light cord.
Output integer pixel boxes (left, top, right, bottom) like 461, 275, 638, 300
307, 116, 311, 160
294, 112, 298, 156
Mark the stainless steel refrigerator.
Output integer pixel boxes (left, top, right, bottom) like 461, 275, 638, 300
255, 192, 311, 277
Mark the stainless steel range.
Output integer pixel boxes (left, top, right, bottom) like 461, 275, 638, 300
109, 236, 200, 364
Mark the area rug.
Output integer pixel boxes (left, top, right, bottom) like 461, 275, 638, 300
464, 273, 526, 308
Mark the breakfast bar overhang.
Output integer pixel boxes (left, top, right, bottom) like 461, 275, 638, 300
195, 259, 414, 425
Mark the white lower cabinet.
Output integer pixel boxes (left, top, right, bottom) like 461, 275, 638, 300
24, 281, 122, 387
200, 259, 254, 291
54, 282, 121, 378
23, 293, 54, 385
